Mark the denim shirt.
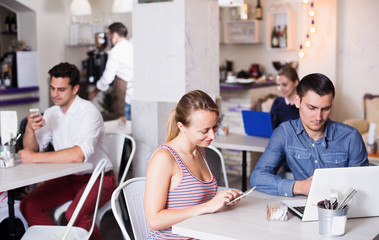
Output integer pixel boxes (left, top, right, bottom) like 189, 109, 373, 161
250, 118, 368, 197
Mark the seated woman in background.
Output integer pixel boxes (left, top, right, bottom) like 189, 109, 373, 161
270, 65, 300, 129
144, 90, 242, 239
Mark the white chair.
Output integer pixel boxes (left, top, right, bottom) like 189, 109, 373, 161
111, 177, 149, 240
21, 159, 107, 240
54, 133, 136, 227
205, 146, 229, 189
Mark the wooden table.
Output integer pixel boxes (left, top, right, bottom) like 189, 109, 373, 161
211, 133, 269, 191
0, 159, 92, 239
172, 191, 379, 240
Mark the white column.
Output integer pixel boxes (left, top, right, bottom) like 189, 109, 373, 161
132, 0, 219, 176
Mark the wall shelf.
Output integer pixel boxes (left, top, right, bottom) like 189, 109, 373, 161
0, 86, 39, 106
267, 11, 294, 50
221, 20, 261, 44
0, 86, 38, 94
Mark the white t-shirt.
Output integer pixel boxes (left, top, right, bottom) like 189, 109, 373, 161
35, 96, 113, 174
96, 39, 134, 104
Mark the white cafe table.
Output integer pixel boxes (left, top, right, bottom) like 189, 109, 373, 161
172, 191, 379, 240
0, 159, 92, 239
0, 160, 92, 192
211, 133, 270, 191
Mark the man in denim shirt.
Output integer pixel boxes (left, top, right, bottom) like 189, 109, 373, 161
250, 73, 368, 197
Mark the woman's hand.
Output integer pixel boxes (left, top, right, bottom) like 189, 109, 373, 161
204, 189, 242, 213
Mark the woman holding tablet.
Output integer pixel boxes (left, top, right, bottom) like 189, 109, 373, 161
144, 90, 242, 239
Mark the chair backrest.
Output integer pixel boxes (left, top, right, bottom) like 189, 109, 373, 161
111, 177, 149, 240
104, 132, 136, 185
364, 94, 379, 136
252, 93, 278, 113
63, 159, 107, 240
204, 146, 229, 189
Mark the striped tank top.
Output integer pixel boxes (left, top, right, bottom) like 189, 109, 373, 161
147, 144, 218, 240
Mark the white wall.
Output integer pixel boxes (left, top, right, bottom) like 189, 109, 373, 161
16, 0, 67, 113
335, 0, 379, 121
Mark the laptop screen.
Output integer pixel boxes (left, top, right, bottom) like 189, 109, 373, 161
241, 110, 273, 138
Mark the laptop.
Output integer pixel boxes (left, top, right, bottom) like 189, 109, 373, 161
284, 166, 379, 221
241, 110, 273, 138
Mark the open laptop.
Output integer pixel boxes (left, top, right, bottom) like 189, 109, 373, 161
241, 110, 273, 138
284, 166, 379, 221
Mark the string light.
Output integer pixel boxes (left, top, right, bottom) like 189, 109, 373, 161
298, 0, 317, 59
298, 44, 305, 59
309, 20, 317, 34
308, 3, 315, 17
304, 34, 312, 48
301, 0, 310, 5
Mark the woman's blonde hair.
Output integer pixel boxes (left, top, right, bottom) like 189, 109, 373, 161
166, 90, 219, 143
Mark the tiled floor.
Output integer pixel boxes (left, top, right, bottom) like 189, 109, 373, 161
100, 174, 248, 240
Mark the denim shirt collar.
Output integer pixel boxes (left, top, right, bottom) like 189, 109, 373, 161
294, 118, 334, 148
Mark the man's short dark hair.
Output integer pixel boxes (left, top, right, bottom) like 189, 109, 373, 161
297, 73, 335, 100
48, 62, 80, 87
108, 22, 128, 38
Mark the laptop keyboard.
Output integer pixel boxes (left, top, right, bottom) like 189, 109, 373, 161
294, 206, 305, 214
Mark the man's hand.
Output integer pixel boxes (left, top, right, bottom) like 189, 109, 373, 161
293, 176, 313, 195
18, 148, 37, 164
26, 113, 45, 132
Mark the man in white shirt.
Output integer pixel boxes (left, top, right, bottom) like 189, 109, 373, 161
19, 62, 116, 240
90, 22, 134, 121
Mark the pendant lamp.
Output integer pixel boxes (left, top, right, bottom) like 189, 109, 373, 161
219, 0, 244, 7
112, 0, 133, 13
70, 0, 92, 16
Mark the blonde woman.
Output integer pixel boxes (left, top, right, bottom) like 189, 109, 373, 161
145, 90, 242, 239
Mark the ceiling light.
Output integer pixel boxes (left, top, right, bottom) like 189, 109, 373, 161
219, 0, 244, 7
113, 0, 133, 13
70, 0, 92, 16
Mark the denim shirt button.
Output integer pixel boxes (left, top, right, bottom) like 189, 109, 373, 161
284, 192, 288, 196
314, 160, 318, 164
312, 144, 315, 147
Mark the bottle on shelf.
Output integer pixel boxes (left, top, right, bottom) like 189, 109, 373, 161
255, 0, 263, 21
271, 26, 278, 48
277, 25, 282, 48
4, 14, 11, 33
281, 25, 288, 48
271, 26, 280, 48
278, 25, 287, 48
10, 14, 17, 33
